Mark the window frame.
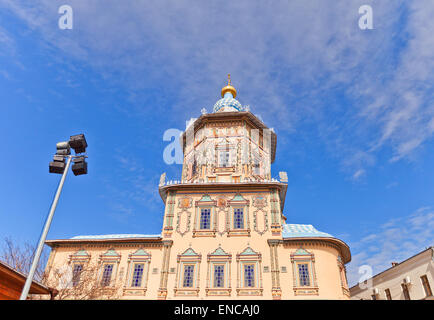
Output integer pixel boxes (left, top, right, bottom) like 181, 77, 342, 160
193, 195, 217, 237
236, 247, 263, 296
174, 248, 202, 297
71, 263, 84, 287
296, 263, 311, 287
227, 194, 250, 237
67, 249, 91, 289
290, 248, 319, 296
123, 248, 151, 296
385, 288, 392, 300
182, 264, 195, 288
97, 248, 121, 289
401, 283, 411, 300
206, 246, 232, 296
213, 264, 225, 288
233, 207, 244, 229
199, 208, 212, 230
421, 275, 432, 297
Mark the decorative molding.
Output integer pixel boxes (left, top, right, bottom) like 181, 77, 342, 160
174, 247, 202, 297
252, 207, 268, 235
178, 196, 193, 209
68, 248, 91, 264
252, 194, 267, 208
123, 248, 151, 295
176, 210, 191, 237
206, 246, 232, 296
290, 247, 319, 296
195, 194, 217, 206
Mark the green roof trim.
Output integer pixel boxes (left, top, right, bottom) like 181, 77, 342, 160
182, 248, 198, 256
294, 248, 311, 255
232, 194, 246, 201
240, 247, 257, 255
72, 249, 89, 256
210, 247, 228, 256
198, 194, 212, 202
103, 248, 120, 256
131, 248, 149, 256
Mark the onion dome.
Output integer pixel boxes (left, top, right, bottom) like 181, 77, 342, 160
213, 74, 244, 113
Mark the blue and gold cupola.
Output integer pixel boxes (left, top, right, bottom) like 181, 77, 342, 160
213, 74, 244, 113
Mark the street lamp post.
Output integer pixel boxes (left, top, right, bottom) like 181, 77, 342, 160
20, 134, 88, 300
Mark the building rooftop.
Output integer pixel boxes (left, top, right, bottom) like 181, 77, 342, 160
70, 234, 161, 240
282, 224, 334, 239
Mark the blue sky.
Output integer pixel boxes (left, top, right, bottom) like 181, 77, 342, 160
0, 0, 433, 286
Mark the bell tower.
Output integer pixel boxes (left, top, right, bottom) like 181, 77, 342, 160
157, 76, 288, 299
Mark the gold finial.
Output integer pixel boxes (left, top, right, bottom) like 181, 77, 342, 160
221, 73, 237, 98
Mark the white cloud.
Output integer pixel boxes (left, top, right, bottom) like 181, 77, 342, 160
1, 0, 433, 177
347, 206, 434, 286
352, 169, 365, 180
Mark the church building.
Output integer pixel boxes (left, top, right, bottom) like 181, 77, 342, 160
44, 77, 351, 300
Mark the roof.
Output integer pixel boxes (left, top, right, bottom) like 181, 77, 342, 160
45, 234, 162, 247
70, 234, 161, 240
282, 224, 351, 264
282, 224, 333, 238
349, 246, 434, 291
0, 260, 52, 296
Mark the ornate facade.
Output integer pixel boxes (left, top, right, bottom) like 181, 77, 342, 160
44, 77, 351, 299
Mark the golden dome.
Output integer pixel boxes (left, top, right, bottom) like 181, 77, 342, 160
221, 74, 237, 98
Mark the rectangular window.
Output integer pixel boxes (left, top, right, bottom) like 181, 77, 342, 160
213, 265, 225, 288
219, 151, 230, 167
131, 263, 144, 287
72, 264, 83, 287
253, 163, 260, 175
101, 264, 114, 287
298, 263, 311, 287
200, 208, 211, 229
421, 275, 432, 297
401, 284, 411, 300
385, 288, 392, 300
192, 160, 197, 175
244, 264, 255, 287
183, 265, 194, 288
233, 208, 244, 229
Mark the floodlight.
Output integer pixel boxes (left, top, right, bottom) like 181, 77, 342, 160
23, 133, 89, 300
49, 159, 65, 174
71, 156, 88, 176
56, 141, 71, 155
69, 134, 87, 154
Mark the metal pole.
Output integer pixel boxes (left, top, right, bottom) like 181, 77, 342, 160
20, 155, 73, 300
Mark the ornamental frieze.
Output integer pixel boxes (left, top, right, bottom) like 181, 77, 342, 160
178, 196, 193, 209
176, 210, 191, 237
252, 194, 267, 208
